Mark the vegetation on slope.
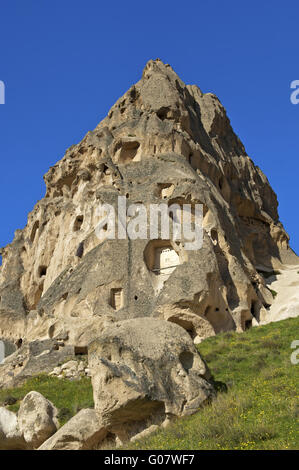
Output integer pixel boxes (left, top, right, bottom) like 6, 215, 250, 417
0, 375, 94, 426
125, 317, 299, 450
0, 318, 298, 448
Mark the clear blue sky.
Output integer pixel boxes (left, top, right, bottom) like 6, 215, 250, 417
0, 1, 298, 255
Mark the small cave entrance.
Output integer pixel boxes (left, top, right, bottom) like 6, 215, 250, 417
76, 241, 84, 258
156, 107, 170, 121
144, 240, 182, 293
73, 215, 84, 232
155, 183, 175, 200
38, 265, 47, 277
154, 246, 180, 275
110, 288, 124, 311
48, 324, 55, 339
116, 141, 140, 164
210, 229, 218, 245
74, 346, 88, 356
144, 241, 180, 276
179, 351, 194, 373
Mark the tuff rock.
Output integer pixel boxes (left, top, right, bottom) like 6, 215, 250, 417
0, 57, 298, 450
18, 391, 59, 448
89, 318, 214, 442
0, 407, 28, 450
1, 58, 297, 359
38, 409, 106, 450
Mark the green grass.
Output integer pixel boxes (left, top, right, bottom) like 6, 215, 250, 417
270, 289, 278, 299
1, 318, 298, 449
124, 317, 299, 450
0, 375, 94, 425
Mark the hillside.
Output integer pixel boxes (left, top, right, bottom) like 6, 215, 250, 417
123, 317, 299, 450
1, 59, 298, 450
1, 317, 298, 449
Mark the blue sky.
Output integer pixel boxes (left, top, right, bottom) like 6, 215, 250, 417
0, 1, 298, 255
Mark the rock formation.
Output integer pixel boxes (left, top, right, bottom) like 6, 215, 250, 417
38, 408, 106, 450
89, 318, 214, 443
0, 58, 298, 383
18, 391, 59, 448
0, 407, 28, 450
0, 392, 58, 450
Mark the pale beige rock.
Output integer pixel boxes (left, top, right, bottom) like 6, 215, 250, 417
0, 407, 28, 450
38, 409, 106, 450
18, 391, 59, 448
260, 264, 299, 324
89, 318, 214, 441
130, 424, 159, 443
61, 360, 77, 371
0, 58, 298, 355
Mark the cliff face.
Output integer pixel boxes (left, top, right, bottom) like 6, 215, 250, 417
0, 59, 297, 347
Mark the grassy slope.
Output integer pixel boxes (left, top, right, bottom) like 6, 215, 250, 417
0, 318, 298, 448
125, 317, 299, 450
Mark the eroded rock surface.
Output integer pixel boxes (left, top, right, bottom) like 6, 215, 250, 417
0, 407, 28, 450
0, 338, 75, 389
0, 58, 298, 359
89, 318, 214, 442
18, 391, 59, 448
38, 409, 106, 450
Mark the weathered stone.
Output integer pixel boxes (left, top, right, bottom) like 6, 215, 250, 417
0, 339, 75, 389
61, 360, 78, 371
0, 407, 27, 450
38, 409, 106, 450
18, 391, 59, 448
1, 59, 297, 356
89, 318, 214, 441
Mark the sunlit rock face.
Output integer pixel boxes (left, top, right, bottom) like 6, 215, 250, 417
0, 341, 4, 364
0, 59, 298, 349
0, 339, 16, 364
89, 318, 215, 442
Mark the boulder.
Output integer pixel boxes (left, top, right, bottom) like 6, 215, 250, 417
0, 407, 27, 450
18, 391, 59, 448
38, 409, 106, 450
89, 318, 214, 441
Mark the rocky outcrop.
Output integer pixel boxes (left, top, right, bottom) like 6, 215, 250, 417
260, 264, 299, 324
0, 58, 298, 372
0, 392, 58, 450
0, 338, 75, 389
48, 359, 91, 379
89, 318, 214, 443
38, 409, 106, 450
18, 391, 59, 448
